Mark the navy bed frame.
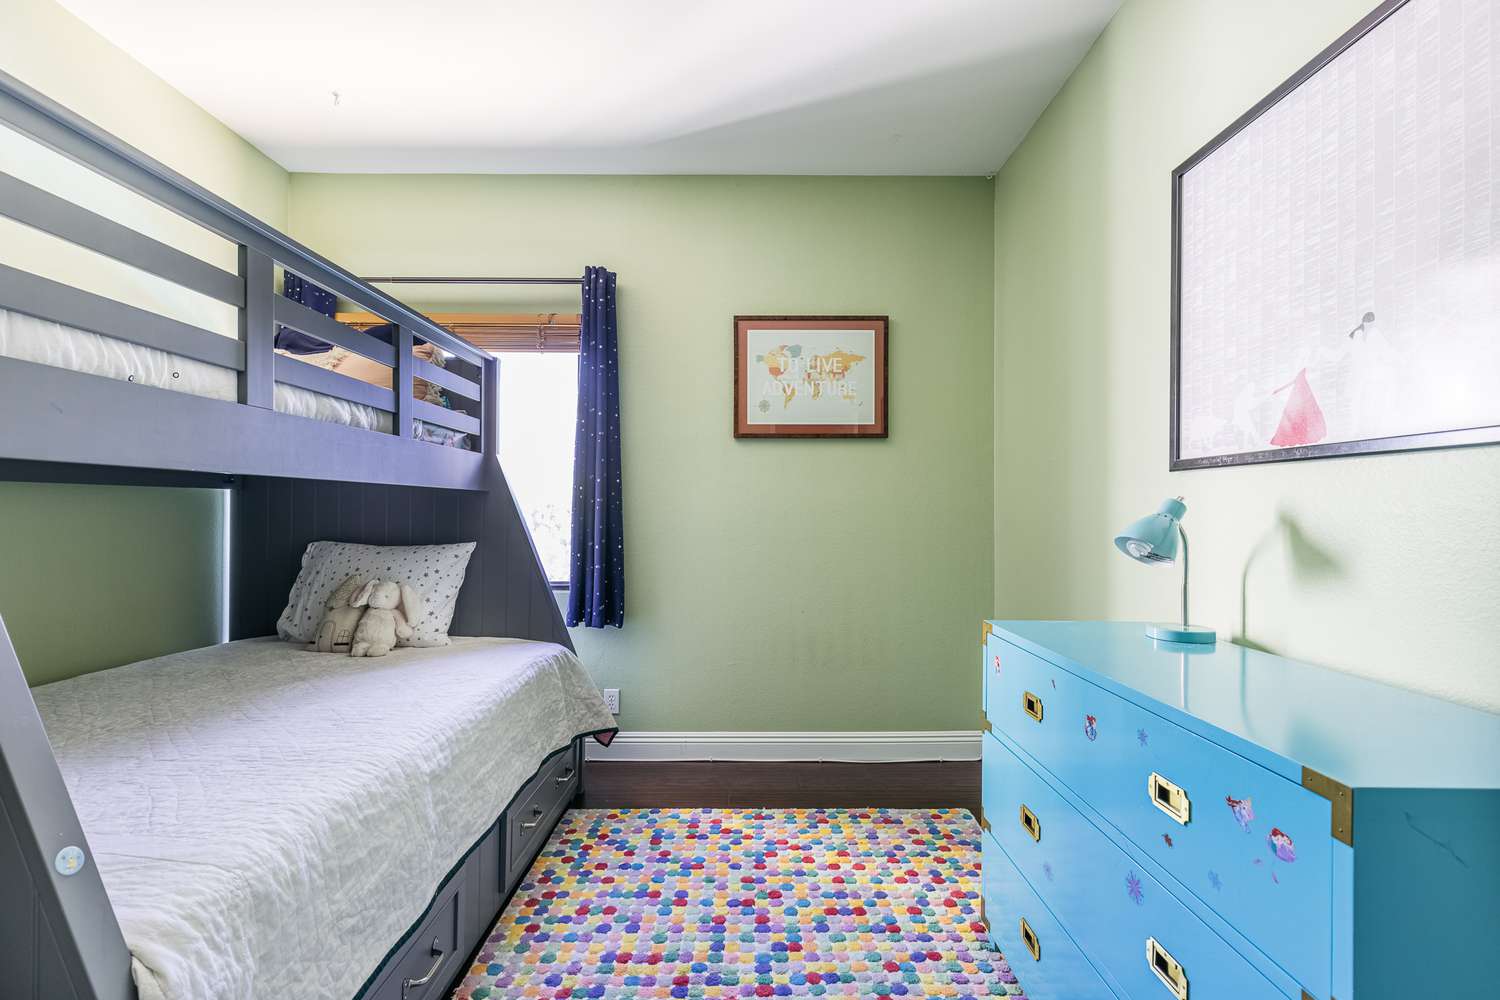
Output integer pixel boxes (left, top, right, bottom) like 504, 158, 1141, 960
0, 69, 580, 999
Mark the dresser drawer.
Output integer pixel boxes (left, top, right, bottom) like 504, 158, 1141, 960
982, 828, 1119, 1000
984, 733, 1294, 1000
984, 636, 1330, 994
505, 746, 578, 883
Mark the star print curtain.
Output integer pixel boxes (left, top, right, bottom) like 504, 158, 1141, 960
566, 266, 625, 628
275, 274, 336, 354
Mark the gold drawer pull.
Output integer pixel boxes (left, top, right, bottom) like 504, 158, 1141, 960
1146, 937, 1188, 999
1022, 691, 1044, 722
1019, 917, 1040, 961
1019, 804, 1040, 842
1148, 771, 1191, 825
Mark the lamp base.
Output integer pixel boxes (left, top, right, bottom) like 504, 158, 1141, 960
1147, 623, 1217, 644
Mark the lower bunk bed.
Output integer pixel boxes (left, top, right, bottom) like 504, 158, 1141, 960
0, 66, 606, 1000
11, 631, 617, 1000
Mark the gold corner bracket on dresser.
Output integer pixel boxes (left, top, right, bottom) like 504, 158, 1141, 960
1301, 767, 1354, 847
981, 621, 994, 644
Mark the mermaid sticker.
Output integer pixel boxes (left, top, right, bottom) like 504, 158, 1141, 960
993, 654, 1002, 675
1083, 715, 1098, 742
1265, 827, 1296, 884
1225, 795, 1254, 832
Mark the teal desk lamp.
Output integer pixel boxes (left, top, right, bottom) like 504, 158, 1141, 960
1114, 497, 1217, 644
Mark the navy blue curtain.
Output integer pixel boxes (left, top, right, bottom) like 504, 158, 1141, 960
276, 274, 336, 354
566, 266, 624, 628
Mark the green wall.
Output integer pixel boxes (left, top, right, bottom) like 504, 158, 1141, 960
0, 484, 225, 686
992, 0, 1500, 712
1, 0, 289, 684
289, 174, 995, 731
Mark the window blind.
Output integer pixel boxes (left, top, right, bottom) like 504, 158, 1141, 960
336, 312, 581, 352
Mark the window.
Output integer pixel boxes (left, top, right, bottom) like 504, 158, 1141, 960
494, 350, 578, 586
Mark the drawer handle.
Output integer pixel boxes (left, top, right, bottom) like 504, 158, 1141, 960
520, 804, 544, 832
1148, 772, 1191, 825
1019, 917, 1040, 961
1146, 936, 1188, 999
554, 766, 575, 786
1019, 804, 1040, 842
402, 937, 445, 998
1022, 690, 1044, 723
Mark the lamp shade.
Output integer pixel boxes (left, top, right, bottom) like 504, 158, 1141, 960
1114, 497, 1187, 564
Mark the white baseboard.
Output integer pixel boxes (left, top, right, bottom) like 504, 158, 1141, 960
585, 730, 981, 763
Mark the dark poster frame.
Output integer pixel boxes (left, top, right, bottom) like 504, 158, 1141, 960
1170, 0, 1500, 470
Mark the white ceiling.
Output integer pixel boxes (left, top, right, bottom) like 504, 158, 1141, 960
58, 0, 1120, 175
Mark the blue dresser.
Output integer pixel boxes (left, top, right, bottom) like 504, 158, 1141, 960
979, 620, 1499, 1000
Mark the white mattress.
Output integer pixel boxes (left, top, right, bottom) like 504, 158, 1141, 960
31, 637, 615, 1000
0, 308, 470, 446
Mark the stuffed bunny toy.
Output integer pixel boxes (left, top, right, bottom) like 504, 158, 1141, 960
307, 574, 367, 653
348, 580, 424, 657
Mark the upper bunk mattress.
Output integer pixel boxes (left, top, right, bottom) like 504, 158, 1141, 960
30, 636, 615, 1000
0, 307, 472, 449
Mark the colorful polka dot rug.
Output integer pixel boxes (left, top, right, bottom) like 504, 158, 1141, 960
452, 808, 1027, 999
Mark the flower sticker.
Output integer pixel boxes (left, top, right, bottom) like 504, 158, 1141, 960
1137, 728, 1149, 748
993, 654, 1002, 675
1126, 871, 1144, 906
1226, 795, 1254, 832
1161, 833, 1173, 848
1208, 871, 1222, 892
1083, 715, 1098, 742
1043, 862, 1054, 882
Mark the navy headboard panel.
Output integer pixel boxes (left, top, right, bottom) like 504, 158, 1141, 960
232, 464, 572, 650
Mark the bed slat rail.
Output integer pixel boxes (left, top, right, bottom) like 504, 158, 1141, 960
413, 355, 482, 401
273, 354, 398, 413
0, 67, 493, 455
271, 294, 398, 367
0, 172, 244, 307
0, 263, 245, 370
414, 397, 483, 436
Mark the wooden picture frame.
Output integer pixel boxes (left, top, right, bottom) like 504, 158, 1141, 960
733, 315, 888, 438
1170, 0, 1500, 469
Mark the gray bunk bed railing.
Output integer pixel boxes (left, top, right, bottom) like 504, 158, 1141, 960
0, 65, 487, 487
0, 69, 579, 1000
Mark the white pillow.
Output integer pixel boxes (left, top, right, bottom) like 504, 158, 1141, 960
277, 541, 476, 647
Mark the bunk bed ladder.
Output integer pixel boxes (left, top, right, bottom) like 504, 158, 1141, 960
0, 615, 127, 1000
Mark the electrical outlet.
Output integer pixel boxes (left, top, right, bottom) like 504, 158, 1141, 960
603, 688, 620, 714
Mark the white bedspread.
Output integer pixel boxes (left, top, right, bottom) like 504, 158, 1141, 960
30, 637, 615, 1000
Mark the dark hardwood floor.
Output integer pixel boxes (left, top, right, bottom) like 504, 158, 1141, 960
579, 760, 980, 816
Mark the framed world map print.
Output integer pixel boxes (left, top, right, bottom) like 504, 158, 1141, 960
1172, 0, 1500, 469
734, 316, 888, 438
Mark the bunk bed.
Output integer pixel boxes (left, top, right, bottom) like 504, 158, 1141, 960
0, 69, 614, 1000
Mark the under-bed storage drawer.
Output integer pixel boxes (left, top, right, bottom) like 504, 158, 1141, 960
367, 854, 474, 1000
984, 635, 1331, 994
505, 745, 578, 886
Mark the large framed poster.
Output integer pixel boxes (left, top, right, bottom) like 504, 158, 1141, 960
1171, 0, 1500, 469
733, 316, 888, 438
